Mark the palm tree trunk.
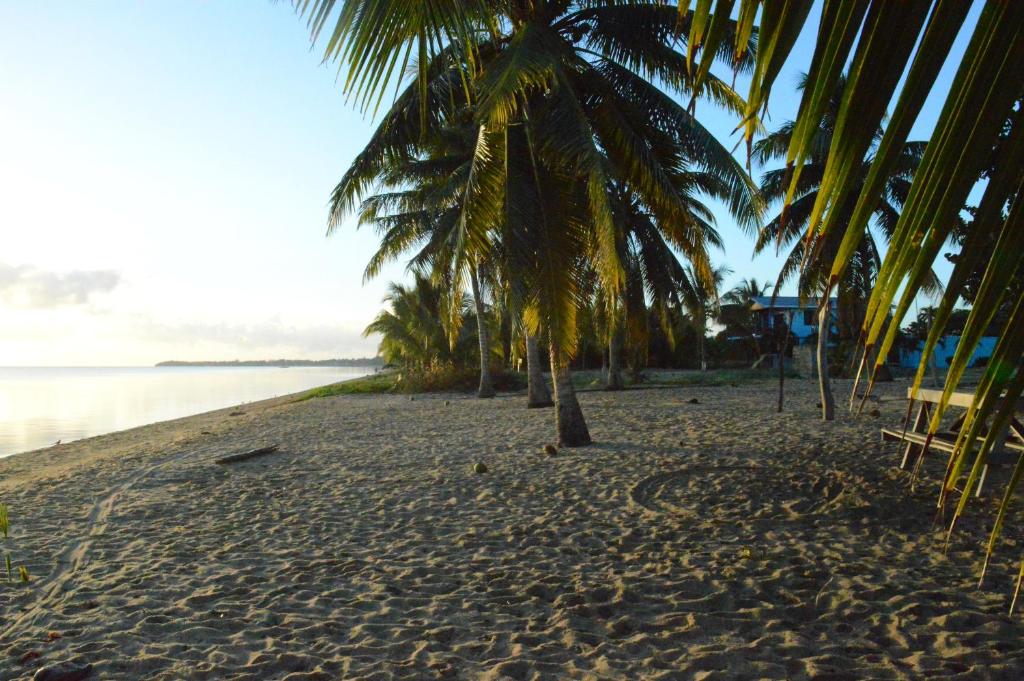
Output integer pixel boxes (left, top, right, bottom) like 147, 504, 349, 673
817, 301, 835, 421
606, 329, 624, 390
526, 333, 553, 408
500, 310, 512, 369
549, 343, 592, 447
699, 317, 707, 371
469, 265, 495, 398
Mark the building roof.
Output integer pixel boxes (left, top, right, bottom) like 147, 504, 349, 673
749, 296, 836, 311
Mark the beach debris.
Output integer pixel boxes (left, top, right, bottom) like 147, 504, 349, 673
687, 398, 700, 404
32, 662, 93, 681
47, 632, 62, 641
201, 430, 212, 435
543, 444, 558, 457
473, 462, 488, 474
19, 650, 41, 665
869, 408, 881, 418
215, 445, 280, 465
54, 440, 61, 445
228, 410, 245, 417
444, 400, 450, 406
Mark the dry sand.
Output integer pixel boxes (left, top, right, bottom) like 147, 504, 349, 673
1, 378, 1023, 679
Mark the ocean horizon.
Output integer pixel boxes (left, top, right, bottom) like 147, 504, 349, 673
0, 365, 375, 458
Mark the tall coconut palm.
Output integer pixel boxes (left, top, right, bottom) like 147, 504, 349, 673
485, 229, 554, 407
682, 0, 1024, 598
753, 75, 931, 420
601, 179, 719, 388
352, 121, 500, 397
313, 2, 761, 446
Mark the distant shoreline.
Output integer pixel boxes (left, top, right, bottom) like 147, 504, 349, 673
155, 358, 384, 368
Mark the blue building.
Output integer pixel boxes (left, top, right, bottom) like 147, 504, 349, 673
749, 296, 838, 345
898, 335, 997, 369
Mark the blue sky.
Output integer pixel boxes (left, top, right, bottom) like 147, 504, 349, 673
0, 2, 980, 365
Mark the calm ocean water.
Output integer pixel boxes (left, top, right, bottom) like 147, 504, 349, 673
0, 366, 374, 458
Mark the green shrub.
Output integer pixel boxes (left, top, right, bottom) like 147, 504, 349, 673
397, 366, 526, 393
297, 372, 399, 400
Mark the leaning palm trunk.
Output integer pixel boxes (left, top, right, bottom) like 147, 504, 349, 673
549, 344, 591, 447
526, 333, 553, 408
817, 301, 835, 421
606, 329, 624, 390
469, 266, 495, 398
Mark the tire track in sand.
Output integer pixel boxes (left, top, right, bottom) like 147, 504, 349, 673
2, 447, 196, 641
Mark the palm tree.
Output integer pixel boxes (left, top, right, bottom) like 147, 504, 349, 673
589, 179, 720, 390
753, 75, 929, 420
720, 277, 771, 358
524, 333, 554, 407
484, 247, 554, 407
723, 278, 771, 307
311, 2, 760, 446
365, 274, 467, 370
683, 0, 1024, 601
683, 264, 731, 371
351, 121, 499, 397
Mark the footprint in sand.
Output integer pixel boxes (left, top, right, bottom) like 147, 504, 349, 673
629, 463, 853, 523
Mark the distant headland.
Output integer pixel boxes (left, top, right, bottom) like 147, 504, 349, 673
155, 358, 383, 368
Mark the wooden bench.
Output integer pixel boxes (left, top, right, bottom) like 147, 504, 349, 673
881, 388, 1024, 496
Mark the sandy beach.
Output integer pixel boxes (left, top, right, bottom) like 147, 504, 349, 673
2, 378, 1023, 679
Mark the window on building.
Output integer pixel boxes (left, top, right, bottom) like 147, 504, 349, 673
803, 309, 816, 327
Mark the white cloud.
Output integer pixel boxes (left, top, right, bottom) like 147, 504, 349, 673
0, 262, 120, 308
134, 316, 373, 358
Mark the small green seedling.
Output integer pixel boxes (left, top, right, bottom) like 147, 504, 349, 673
1, 503, 26, 585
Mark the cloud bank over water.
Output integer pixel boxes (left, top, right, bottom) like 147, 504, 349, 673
134, 316, 371, 357
0, 262, 120, 308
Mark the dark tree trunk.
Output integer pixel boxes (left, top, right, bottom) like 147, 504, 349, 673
499, 309, 512, 369
629, 348, 644, 383
817, 301, 835, 421
526, 333, 553, 408
777, 311, 793, 413
606, 329, 624, 390
698, 312, 708, 371
469, 266, 495, 398
549, 344, 592, 447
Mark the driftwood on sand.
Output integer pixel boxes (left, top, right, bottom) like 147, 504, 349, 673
215, 445, 280, 465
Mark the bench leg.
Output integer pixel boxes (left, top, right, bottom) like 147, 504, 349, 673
975, 424, 1014, 498
901, 402, 930, 470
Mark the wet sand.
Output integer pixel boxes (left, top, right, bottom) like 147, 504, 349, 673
1, 378, 1022, 679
